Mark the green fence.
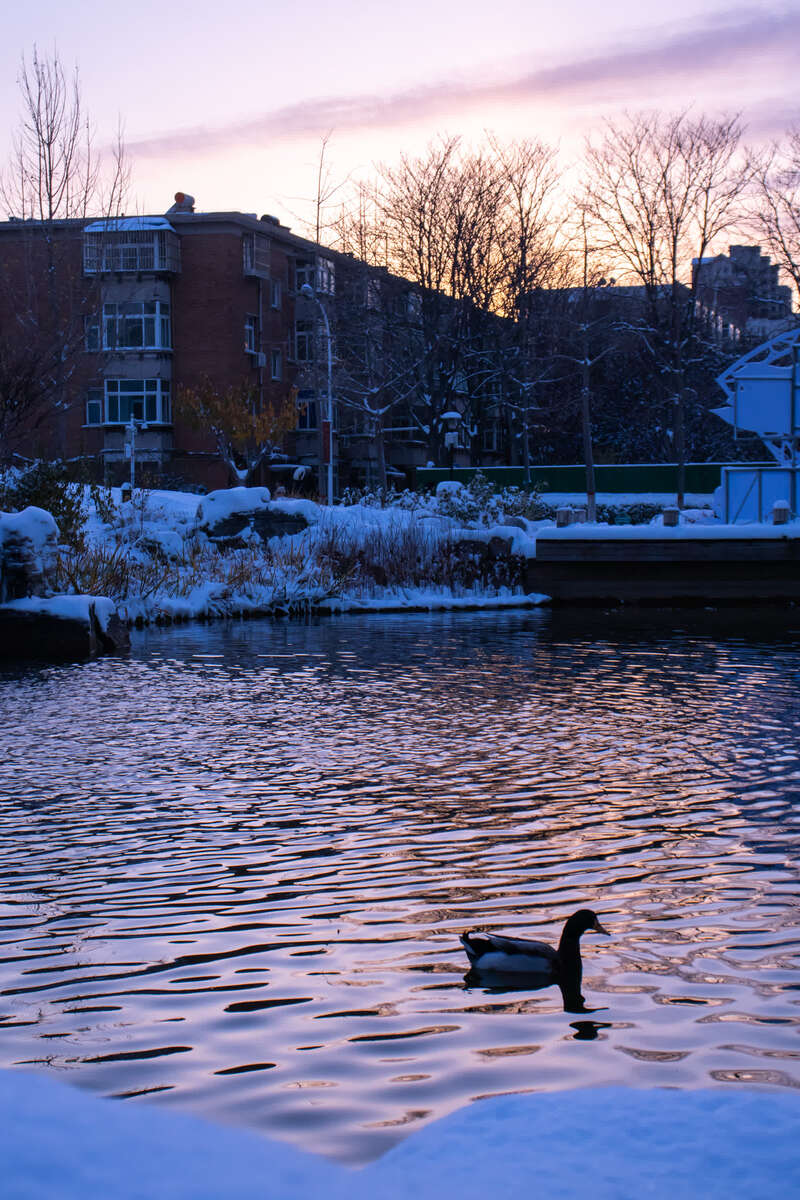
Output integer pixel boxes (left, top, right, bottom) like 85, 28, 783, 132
414, 463, 771, 495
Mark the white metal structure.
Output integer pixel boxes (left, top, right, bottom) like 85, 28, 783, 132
714, 325, 800, 465
713, 326, 800, 521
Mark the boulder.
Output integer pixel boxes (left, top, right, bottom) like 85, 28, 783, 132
196, 487, 310, 544
0, 507, 59, 602
0, 596, 129, 661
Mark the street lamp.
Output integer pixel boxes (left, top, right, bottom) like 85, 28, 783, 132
441, 410, 462, 480
300, 282, 334, 506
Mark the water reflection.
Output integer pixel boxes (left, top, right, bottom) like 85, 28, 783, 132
0, 608, 799, 1163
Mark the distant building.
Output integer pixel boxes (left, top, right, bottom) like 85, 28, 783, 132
693, 244, 794, 342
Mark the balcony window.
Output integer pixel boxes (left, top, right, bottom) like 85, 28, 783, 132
104, 379, 171, 425
296, 259, 314, 292
316, 257, 335, 295
83, 219, 180, 275
103, 302, 171, 351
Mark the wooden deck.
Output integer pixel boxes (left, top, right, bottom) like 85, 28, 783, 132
524, 533, 800, 604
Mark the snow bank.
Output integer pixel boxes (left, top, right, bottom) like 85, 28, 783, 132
2, 1069, 798, 1200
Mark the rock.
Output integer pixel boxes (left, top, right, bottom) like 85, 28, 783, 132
196, 488, 309, 542
0, 507, 59, 602
0, 596, 129, 661
488, 535, 513, 559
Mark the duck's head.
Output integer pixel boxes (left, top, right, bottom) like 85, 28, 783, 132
564, 909, 610, 939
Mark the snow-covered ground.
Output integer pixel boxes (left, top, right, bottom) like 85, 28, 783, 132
4, 479, 799, 629
3, 1068, 798, 1200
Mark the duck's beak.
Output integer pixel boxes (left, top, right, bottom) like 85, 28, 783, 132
593, 918, 610, 936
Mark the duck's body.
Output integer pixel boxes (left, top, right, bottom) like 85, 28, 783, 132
460, 909, 609, 983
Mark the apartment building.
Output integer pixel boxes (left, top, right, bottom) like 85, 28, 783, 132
692, 244, 794, 342
0, 194, 434, 495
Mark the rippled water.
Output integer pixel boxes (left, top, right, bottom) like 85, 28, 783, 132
1, 608, 799, 1163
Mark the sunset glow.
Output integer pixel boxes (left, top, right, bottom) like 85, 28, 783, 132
2, 3, 798, 227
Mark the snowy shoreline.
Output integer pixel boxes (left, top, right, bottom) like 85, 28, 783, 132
3, 1068, 798, 1200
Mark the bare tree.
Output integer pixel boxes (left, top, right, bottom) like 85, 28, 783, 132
582, 110, 750, 505
0, 46, 130, 462
753, 128, 800, 302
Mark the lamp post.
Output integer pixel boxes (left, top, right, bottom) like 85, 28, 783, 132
300, 282, 334, 506
441, 410, 462, 480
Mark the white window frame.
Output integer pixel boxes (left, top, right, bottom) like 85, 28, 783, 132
104, 378, 171, 425
271, 279, 282, 309
103, 301, 171, 351
271, 349, 282, 381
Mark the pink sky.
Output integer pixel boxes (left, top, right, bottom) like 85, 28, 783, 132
1, 2, 798, 232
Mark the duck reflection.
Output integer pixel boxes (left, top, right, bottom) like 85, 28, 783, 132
463, 967, 606, 1015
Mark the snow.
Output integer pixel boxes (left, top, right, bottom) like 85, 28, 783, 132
320, 587, 548, 613
537, 520, 800, 541
1, 594, 117, 631
195, 486, 272, 526
2, 1069, 798, 1200
83, 217, 174, 233
0, 506, 59, 547
6, 481, 797, 632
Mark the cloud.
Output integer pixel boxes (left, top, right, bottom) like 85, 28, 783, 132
130, 7, 800, 159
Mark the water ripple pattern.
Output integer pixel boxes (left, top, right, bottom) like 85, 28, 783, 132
1, 608, 799, 1163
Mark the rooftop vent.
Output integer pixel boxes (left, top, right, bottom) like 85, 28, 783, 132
166, 192, 195, 214
260, 214, 280, 226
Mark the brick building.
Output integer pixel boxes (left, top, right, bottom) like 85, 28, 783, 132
0, 195, 436, 495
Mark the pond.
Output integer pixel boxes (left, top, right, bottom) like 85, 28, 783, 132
1, 608, 799, 1164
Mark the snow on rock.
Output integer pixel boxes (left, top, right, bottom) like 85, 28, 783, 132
196, 487, 271, 528
436, 480, 463, 496
0, 506, 59, 601
1, 1069, 798, 1200
2, 594, 117, 631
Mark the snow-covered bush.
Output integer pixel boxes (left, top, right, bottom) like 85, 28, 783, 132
432, 472, 547, 526
0, 461, 87, 547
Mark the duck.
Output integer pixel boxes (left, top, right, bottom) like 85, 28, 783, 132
460, 909, 610, 985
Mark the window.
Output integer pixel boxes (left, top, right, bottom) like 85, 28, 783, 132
103, 302, 171, 351
242, 232, 270, 277
482, 425, 500, 453
296, 390, 317, 430
271, 349, 282, 381
83, 229, 180, 274
316, 257, 335, 295
271, 279, 282, 309
85, 389, 103, 425
244, 314, 259, 354
104, 379, 171, 424
295, 256, 335, 295
294, 319, 314, 362
295, 258, 314, 292
85, 316, 101, 353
